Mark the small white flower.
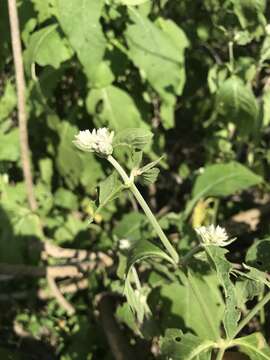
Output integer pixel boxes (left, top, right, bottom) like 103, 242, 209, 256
73, 128, 114, 156
119, 239, 132, 250
195, 224, 236, 247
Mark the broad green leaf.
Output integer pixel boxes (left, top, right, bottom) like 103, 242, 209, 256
216, 76, 259, 136
120, 0, 149, 5
0, 129, 20, 162
140, 167, 160, 185
39, 158, 53, 186
158, 271, 223, 340
0, 81, 16, 121
116, 302, 138, 333
98, 172, 123, 208
160, 329, 213, 360
205, 246, 240, 339
232, 0, 266, 29
113, 212, 147, 242
86, 85, 143, 130
113, 128, 153, 150
57, 0, 106, 82
31, 0, 56, 23
24, 24, 72, 73
234, 333, 270, 360
246, 238, 270, 271
185, 162, 262, 217
125, 10, 188, 128
54, 188, 78, 210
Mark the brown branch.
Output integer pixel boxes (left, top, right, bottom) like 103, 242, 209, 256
47, 273, 75, 315
8, 0, 37, 211
0, 262, 95, 278
0, 279, 89, 301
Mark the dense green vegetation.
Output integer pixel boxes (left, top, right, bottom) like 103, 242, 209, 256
1, 0, 270, 359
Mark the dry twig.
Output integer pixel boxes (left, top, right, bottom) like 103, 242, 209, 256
47, 273, 75, 315
8, 0, 37, 211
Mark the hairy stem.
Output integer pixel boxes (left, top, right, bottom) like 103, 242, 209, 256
107, 155, 179, 263
8, 0, 37, 211
231, 290, 270, 339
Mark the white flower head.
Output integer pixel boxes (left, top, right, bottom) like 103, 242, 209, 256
73, 128, 114, 156
195, 224, 236, 247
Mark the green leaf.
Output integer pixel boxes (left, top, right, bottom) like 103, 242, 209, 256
158, 271, 224, 340
54, 188, 78, 210
57, 0, 106, 83
262, 88, 270, 126
31, 0, 56, 24
86, 85, 143, 130
24, 24, 72, 73
140, 167, 160, 185
235, 278, 264, 311
186, 162, 262, 217
138, 156, 164, 174
234, 333, 270, 360
0, 81, 16, 122
238, 264, 270, 288
160, 329, 213, 360
232, 0, 266, 30
205, 246, 240, 339
120, 0, 149, 5
98, 172, 123, 208
216, 76, 259, 136
125, 11, 188, 128
124, 272, 151, 324
113, 212, 147, 242
0, 129, 20, 162
39, 158, 53, 186
246, 238, 270, 272
113, 128, 153, 150
127, 240, 175, 272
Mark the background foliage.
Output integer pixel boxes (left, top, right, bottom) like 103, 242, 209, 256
1, 0, 270, 359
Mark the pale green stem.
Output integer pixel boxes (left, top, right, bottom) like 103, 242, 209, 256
229, 41, 234, 73
216, 347, 225, 360
181, 244, 202, 267
107, 155, 179, 264
231, 290, 270, 339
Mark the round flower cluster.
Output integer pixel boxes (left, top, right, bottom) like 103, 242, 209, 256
195, 224, 236, 247
73, 128, 114, 156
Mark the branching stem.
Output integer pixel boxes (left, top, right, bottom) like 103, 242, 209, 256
107, 155, 179, 263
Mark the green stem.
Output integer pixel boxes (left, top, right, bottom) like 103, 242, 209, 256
181, 244, 202, 266
228, 41, 234, 74
231, 290, 270, 339
216, 347, 225, 360
107, 155, 179, 264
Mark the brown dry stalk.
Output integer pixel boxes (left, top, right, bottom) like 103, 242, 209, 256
8, 0, 37, 211
47, 272, 75, 315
